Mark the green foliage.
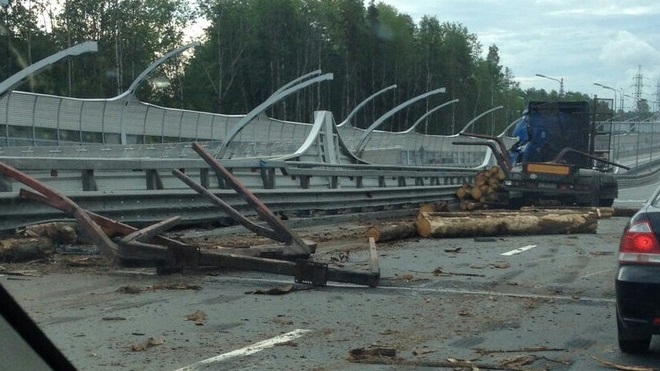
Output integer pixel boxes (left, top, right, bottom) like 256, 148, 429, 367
1, 0, 596, 137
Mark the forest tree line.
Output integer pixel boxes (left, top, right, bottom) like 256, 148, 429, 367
0, 0, 590, 135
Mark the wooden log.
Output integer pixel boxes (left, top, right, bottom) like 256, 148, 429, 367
456, 184, 470, 199
416, 211, 597, 238
613, 207, 639, 218
496, 166, 506, 181
474, 173, 486, 186
0, 237, 54, 262
18, 222, 78, 244
470, 186, 483, 200
366, 222, 417, 243
519, 206, 613, 219
419, 201, 449, 214
465, 201, 486, 211
418, 203, 437, 213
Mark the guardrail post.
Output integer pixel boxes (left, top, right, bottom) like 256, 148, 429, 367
146, 169, 164, 190
200, 168, 210, 189
81, 169, 97, 191
0, 174, 11, 192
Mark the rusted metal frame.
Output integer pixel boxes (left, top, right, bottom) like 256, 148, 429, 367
18, 188, 192, 267
452, 140, 511, 175
7, 162, 380, 286
198, 251, 379, 287
0, 161, 118, 261
19, 188, 189, 249
458, 132, 512, 171
552, 147, 630, 170
19, 187, 289, 262
121, 216, 181, 244
191, 142, 311, 256
172, 169, 282, 242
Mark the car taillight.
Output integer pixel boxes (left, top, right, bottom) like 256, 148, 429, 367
619, 221, 660, 264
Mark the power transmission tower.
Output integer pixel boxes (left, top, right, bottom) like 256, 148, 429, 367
633, 65, 644, 111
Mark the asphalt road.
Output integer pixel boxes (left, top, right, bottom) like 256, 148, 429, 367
3, 188, 660, 370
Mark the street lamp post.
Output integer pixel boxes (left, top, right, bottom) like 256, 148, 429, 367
594, 83, 617, 113
536, 73, 564, 97
617, 89, 626, 115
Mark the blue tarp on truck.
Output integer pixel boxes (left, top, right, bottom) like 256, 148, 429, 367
509, 101, 591, 168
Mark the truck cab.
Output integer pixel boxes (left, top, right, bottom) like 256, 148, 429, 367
503, 100, 618, 207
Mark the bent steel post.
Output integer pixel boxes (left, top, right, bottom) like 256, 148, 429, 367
402, 99, 460, 134
458, 106, 504, 134
0, 41, 98, 99
215, 73, 334, 158
338, 84, 397, 127
353, 88, 446, 154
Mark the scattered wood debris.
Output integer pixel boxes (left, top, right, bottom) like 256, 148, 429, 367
0, 266, 40, 277
330, 250, 350, 263
432, 267, 484, 277
17, 222, 78, 245
0, 236, 53, 263
411, 347, 436, 356
186, 310, 207, 325
348, 346, 398, 361
147, 283, 202, 291
592, 356, 657, 371
245, 284, 312, 295
130, 337, 164, 352
101, 316, 126, 321
63, 256, 107, 267
475, 346, 567, 355
117, 285, 143, 294
351, 353, 571, 370
116, 283, 201, 294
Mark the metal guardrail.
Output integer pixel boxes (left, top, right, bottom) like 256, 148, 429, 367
617, 159, 660, 188
0, 186, 459, 233
1, 152, 660, 234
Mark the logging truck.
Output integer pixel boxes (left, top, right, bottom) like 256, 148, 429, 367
460, 100, 624, 209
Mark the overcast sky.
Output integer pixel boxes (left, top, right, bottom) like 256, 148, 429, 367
379, 0, 660, 110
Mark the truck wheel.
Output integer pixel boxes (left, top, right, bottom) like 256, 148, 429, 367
598, 198, 614, 207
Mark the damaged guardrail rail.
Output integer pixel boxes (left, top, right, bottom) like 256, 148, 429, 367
0, 147, 380, 287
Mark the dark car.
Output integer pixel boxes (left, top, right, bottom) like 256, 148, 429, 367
616, 192, 660, 353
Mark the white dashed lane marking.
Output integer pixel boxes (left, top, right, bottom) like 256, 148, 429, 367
501, 244, 537, 256
174, 329, 312, 371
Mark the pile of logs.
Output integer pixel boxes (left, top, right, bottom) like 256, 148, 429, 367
456, 166, 507, 210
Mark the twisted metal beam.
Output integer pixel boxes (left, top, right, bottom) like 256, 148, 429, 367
353, 88, 446, 154
119, 42, 200, 99
0, 41, 98, 100
215, 73, 334, 158
458, 106, 504, 134
402, 99, 459, 134
338, 84, 397, 127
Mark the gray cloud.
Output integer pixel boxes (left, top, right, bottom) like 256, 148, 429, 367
379, 0, 660, 100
